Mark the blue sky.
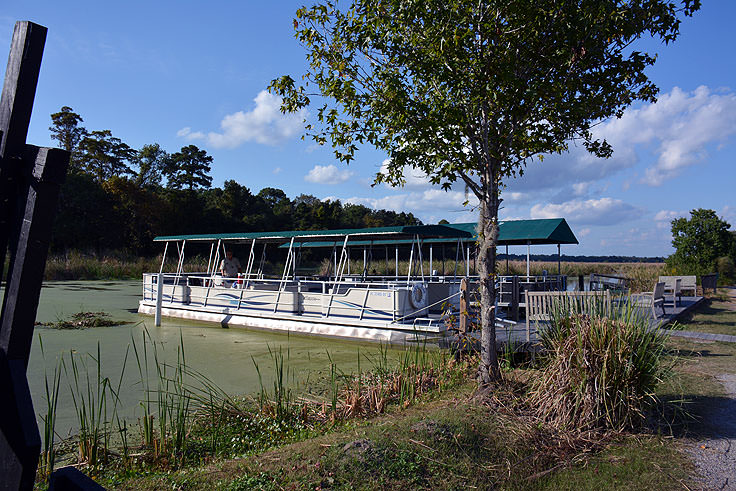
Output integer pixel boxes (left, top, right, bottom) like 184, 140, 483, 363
3, 1, 735, 257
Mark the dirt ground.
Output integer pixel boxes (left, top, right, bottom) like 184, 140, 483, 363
686, 287, 736, 490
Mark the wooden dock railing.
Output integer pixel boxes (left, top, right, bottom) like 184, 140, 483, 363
525, 290, 612, 342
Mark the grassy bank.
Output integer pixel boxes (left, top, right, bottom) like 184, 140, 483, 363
38, 299, 736, 489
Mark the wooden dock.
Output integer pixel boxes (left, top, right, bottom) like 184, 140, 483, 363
454, 295, 708, 351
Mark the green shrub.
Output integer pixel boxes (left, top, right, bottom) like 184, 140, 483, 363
530, 300, 668, 431
716, 256, 735, 281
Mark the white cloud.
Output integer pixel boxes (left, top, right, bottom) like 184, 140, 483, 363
336, 189, 478, 224
272, 167, 282, 174
625, 86, 736, 185
654, 209, 685, 229
578, 228, 591, 237
378, 159, 433, 188
304, 164, 353, 185
530, 197, 640, 226
176, 126, 204, 140
720, 206, 736, 229
180, 91, 306, 148
511, 85, 736, 191
654, 210, 684, 222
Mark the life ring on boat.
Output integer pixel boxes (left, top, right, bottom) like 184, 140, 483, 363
409, 283, 428, 309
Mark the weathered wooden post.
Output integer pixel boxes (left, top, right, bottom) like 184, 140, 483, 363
0, 21, 100, 490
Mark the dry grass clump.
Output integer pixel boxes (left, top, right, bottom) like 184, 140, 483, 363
529, 304, 668, 432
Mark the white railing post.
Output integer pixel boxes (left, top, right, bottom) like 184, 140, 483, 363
155, 272, 163, 326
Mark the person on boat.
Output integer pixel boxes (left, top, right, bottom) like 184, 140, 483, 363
220, 250, 242, 287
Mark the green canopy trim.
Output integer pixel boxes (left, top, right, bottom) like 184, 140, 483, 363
153, 224, 472, 244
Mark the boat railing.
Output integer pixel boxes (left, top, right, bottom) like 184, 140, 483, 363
142, 272, 462, 324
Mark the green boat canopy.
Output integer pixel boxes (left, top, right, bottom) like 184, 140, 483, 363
277, 218, 578, 248
153, 224, 472, 244
447, 218, 578, 246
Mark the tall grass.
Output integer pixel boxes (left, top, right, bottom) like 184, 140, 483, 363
530, 297, 669, 431
64, 343, 119, 469
37, 328, 471, 480
43, 251, 210, 280
39, 337, 63, 479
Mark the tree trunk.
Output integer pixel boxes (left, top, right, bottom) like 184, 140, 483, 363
477, 176, 500, 384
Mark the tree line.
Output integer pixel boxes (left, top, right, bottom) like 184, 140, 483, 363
48, 107, 420, 256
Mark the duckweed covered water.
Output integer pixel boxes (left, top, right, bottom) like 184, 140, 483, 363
28, 280, 417, 437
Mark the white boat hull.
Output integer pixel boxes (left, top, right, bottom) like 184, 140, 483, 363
138, 300, 444, 343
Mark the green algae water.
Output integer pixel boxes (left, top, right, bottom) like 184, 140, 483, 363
28, 280, 419, 437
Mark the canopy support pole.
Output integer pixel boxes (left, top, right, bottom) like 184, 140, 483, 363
442, 244, 445, 276
526, 240, 530, 278
159, 242, 169, 275
205, 242, 213, 276
417, 235, 425, 280
256, 243, 267, 279
557, 244, 561, 275
395, 246, 398, 278
244, 238, 256, 287
505, 245, 509, 275
429, 245, 433, 276
407, 241, 414, 283
332, 242, 337, 280
325, 235, 350, 317
274, 237, 295, 312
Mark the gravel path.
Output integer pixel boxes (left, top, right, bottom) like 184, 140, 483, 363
686, 287, 736, 490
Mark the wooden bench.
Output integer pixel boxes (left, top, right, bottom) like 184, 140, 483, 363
659, 275, 696, 298
661, 277, 681, 307
526, 290, 612, 342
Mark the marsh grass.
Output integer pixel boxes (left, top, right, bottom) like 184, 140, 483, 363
530, 298, 669, 431
64, 343, 119, 470
38, 329, 469, 484
39, 337, 63, 480
43, 251, 210, 280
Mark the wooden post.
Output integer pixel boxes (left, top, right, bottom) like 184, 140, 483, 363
0, 21, 76, 490
511, 275, 519, 322
578, 274, 584, 292
0, 146, 69, 365
0, 22, 47, 286
557, 244, 561, 275
459, 277, 468, 334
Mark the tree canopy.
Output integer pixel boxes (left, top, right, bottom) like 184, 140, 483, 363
46, 107, 420, 255
667, 209, 736, 276
271, 0, 699, 382
166, 144, 214, 190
